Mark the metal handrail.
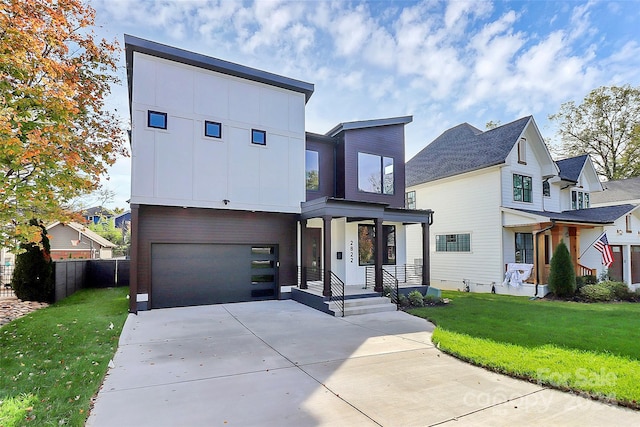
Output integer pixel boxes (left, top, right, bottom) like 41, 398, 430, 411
381, 269, 399, 309
329, 271, 345, 317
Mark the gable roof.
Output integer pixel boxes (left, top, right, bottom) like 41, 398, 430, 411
508, 204, 637, 225
47, 222, 117, 248
124, 34, 314, 104
591, 176, 640, 204
555, 154, 588, 182
406, 116, 531, 187
83, 206, 113, 217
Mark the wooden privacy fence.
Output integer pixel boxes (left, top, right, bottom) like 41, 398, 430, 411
54, 259, 129, 302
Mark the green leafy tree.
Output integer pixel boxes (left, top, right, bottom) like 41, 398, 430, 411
0, 0, 127, 250
11, 219, 54, 302
550, 85, 640, 180
548, 241, 576, 298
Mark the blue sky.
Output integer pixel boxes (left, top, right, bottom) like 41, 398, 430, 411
90, 0, 640, 209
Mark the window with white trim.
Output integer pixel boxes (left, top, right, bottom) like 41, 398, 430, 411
436, 234, 470, 252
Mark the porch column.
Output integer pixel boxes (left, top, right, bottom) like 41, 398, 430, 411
129, 204, 139, 314
374, 218, 383, 292
322, 215, 332, 297
569, 227, 580, 275
300, 219, 307, 289
551, 227, 562, 255
532, 224, 543, 285
421, 221, 430, 285
624, 245, 632, 286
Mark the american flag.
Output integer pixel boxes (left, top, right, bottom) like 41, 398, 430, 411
593, 233, 614, 268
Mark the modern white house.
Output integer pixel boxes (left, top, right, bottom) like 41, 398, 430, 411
405, 116, 637, 296
125, 36, 432, 312
590, 177, 640, 289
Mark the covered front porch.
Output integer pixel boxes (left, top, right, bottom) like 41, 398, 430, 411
502, 207, 624, 288
296, 197, 433, 315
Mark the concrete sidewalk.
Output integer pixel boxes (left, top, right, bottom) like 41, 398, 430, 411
87, 300, 639, 426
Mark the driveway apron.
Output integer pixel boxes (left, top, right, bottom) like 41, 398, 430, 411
87, 300, 639, 426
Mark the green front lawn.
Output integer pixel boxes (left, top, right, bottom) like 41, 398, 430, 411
0, 287, 129, 426
409, 291, 640, 408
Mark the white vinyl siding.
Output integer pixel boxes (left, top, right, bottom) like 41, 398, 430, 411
407, 167, 503, 287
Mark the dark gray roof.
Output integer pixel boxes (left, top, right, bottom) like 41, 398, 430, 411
511, 204, 636, 225
406, 116, 531, 187
326, 116, 413, 137
591, 176, 640, 204
555, 154, 588, 182
124, 35, 314, 105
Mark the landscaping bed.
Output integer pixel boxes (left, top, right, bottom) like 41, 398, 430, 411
409, 290, 640, 409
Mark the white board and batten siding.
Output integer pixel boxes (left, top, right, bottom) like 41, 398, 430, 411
407, 167, 504, 289
130, 52, 306, 214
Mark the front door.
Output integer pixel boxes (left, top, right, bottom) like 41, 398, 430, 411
632, 246, 640, 284
610, 245, 624, 282
305, 228, 322, 281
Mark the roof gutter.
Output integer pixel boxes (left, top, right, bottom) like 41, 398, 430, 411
533, 220, 556, 297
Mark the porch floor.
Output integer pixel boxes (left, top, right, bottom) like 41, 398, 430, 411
296, 281, 425, 299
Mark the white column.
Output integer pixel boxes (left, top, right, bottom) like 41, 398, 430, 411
624, 244, 632, 286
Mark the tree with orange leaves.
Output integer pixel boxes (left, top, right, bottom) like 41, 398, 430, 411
0, 0, 126, 249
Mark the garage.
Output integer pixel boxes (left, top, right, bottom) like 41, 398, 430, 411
151, 243, 278, 309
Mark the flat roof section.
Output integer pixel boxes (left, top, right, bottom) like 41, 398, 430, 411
124, 34, 315, 105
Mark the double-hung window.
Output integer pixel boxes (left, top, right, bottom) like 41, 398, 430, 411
513, 174, 532, 203
435, 234, 470, 252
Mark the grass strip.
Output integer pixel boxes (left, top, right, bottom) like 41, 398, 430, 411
431, 328, 640, 408
0, 287, 129, 426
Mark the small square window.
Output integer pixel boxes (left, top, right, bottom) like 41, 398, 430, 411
148, 111, 167, 129
252, 129, 266, 145
204, 121, 222, 138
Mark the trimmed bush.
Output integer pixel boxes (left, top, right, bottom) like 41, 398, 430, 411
398, 293, 408, 307
423, 295, 444, 306
548, 241, 576, 297
407, 290, 424, 307
579, 281, 631, 302
11, 219, 55, 302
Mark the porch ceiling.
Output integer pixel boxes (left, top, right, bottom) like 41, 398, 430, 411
301, 197, 432, 224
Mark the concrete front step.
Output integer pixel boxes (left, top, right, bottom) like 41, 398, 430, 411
327, 296, 397, 316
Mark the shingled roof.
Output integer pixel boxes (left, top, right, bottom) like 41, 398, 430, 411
510, 204, 636, 225
591, 176, 640, 204
555, 154, 588, 182
406, 116, 531, 187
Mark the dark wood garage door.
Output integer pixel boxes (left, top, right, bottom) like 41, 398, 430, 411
151, 243, 278, 309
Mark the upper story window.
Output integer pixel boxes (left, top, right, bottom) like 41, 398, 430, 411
571, 190, 590, 210
148, 111, 167, 129
436, 233, 470, 252
517, 138, 527, 164
405, 191, 416, 209
305, 150, 319, 191
513, 174, 532, 203
358, 152, 394, 195
204, 121, 222, 138
542, 180, 550, 197
252, 129, 266, 146
627, 214, 632, 232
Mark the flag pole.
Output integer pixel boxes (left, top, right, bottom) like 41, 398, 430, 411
578, 230, 606, 259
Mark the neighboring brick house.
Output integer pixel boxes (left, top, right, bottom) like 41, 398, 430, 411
125, 36, 432, 311
46, 222, 116, 260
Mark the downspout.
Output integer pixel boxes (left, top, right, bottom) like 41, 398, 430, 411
533, 220, 556, 296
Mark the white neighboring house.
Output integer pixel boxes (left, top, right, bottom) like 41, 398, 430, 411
590, 177, 640, 289
46, 222, 116, 260
405, 116, 637, 296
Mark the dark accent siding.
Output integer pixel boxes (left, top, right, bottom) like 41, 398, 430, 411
336, 135, 346, 199
135, 205, 298, 300
342, 124, 406, 208
305, 138, 335, 200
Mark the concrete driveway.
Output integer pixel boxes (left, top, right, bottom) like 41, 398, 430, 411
87, 300, 639, 426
